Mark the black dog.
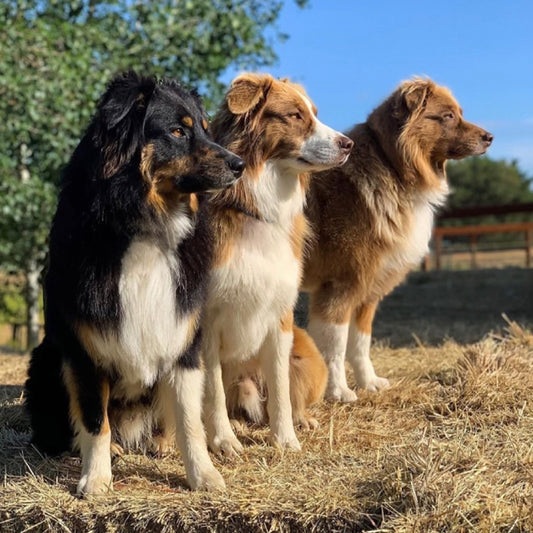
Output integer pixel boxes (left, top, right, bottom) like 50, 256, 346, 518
25, 71, 244, 495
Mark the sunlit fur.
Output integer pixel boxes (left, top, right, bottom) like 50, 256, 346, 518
302, 77, 493, 402
25, 71, 244, 495
202, 73, 352, 456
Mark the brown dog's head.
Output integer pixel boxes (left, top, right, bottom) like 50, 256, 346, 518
369, 77, 493, 186
399, 78, 493, 159
212, 73, 353, 175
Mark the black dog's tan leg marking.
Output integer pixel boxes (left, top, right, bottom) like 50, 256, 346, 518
63, 363, 112, 496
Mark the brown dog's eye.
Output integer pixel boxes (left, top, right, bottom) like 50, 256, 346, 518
443, 112, 455, 121
172, 128, 185, 137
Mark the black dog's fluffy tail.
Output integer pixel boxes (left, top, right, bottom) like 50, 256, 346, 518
25, 337, 73, 455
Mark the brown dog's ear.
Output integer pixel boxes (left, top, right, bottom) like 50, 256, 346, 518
401, 78, 433, 112
227, 73, 273, 115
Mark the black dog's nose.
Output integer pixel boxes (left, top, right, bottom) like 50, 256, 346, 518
337, 135, 354, 153
481, 131, 494, 145
227, 156, 246, 177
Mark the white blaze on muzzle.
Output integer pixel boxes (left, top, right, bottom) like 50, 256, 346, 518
299, 93, 350, 168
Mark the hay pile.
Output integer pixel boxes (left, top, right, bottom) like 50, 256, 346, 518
1, 321, 532, 532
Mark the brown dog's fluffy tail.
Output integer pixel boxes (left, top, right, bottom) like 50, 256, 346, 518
224, 326, 327, 427
289, 326, 328, 427
225, 372, 266, 425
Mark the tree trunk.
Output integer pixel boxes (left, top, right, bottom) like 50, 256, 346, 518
25, 258, 41, 351
19, 143, 41, 350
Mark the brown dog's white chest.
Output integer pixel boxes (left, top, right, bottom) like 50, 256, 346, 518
376, 186, 448, 294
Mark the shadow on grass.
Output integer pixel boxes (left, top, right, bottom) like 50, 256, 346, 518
0, 345, 27, 355
0, 386, 192, 493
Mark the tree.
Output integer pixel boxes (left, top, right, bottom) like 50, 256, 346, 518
0, 177, 56, 347
0, 0, 307, 349
447, 156, 533, 210
441, 157, 533, 247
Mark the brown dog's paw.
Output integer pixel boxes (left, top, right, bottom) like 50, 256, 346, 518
294, 413, 320, 430
230, 418, 247, 434
148, 434, 175, 457
110, 442, 124, 457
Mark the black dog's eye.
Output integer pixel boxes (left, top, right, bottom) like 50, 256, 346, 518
172, 128, 186, 138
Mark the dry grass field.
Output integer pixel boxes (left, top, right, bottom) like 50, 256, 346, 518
1, 268, 532, 532
434, 248, 530, 270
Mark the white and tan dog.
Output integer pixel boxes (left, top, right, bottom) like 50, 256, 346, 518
203, 73, 352, 455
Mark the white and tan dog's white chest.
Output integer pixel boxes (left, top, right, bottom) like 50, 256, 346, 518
207, 219, 300, 362
206, 166, 305, 363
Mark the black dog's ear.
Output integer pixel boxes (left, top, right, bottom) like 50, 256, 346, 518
95, 71, 156, 178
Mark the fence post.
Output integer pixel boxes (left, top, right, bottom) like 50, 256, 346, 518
435, 234, 443, 270
526, 228, 532, 268
469, 235, 478, 269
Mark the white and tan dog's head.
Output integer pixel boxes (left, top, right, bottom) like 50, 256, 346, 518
212, 73, 353, 174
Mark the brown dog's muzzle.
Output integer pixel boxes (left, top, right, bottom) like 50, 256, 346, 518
480, 129, 494, 149
453, 121, 494, 158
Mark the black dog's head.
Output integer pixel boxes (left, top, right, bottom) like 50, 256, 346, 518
92, 71, 244, 210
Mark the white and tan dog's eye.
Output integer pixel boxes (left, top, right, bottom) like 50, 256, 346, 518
288, 112, 302, 120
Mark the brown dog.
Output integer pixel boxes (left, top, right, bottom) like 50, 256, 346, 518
224, 326, 328, 429
302, 77, 493, 402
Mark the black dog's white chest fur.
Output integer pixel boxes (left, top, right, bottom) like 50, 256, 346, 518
82, 209, 195, 388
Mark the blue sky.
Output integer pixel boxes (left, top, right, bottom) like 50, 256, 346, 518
225, 0, 533, 176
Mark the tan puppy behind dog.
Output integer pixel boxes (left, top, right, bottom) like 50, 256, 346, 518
302, 78, 493, 402
224, 326, 328, 430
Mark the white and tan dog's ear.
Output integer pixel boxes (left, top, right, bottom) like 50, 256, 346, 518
401, 78, 434, 112
227, 73, 273, 115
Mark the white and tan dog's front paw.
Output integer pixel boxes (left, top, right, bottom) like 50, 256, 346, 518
209, 433, 244, 458
356, 375, 390, 392
270, 432, 301, 451
188, 466, 226, 491
325, 384, 358, 403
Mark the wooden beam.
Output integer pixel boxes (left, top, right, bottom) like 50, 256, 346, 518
438, 202, 533, 220
434, 221, 533, 238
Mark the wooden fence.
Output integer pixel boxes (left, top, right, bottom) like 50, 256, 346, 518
429, 202, 533, 270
